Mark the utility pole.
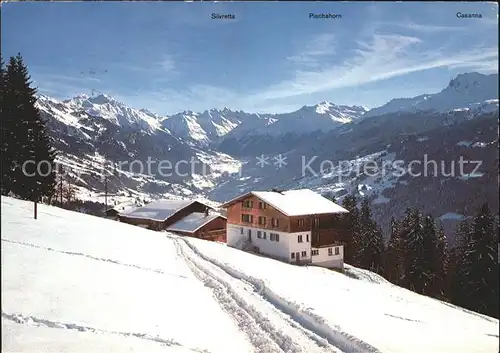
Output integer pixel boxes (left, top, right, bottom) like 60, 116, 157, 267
59, 174, 63, 206
68, 174, 71, 204
104, 175, 108, 217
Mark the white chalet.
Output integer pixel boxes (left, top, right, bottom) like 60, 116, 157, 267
220, 189, 350, 269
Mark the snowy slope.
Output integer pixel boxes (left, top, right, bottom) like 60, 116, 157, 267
2, 197, 499, 353
365, 73, 499, 117
183, 237, 499, 353
1, 197, 254, 353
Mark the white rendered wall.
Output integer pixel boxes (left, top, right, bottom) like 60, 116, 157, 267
226, 223, 246, 247
311, 245, 344, 269
227, 223, 296, 262
288, 231, 312, 262
227, 223, 344, 268
249, 227, 292, 261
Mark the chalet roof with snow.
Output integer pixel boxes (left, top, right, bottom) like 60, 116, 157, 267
118, 199, 210, 222
105, 208, 119, 216
166, 212, 226, 233
220, 189, 348, 216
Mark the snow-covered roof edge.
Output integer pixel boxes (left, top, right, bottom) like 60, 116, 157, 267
219, 192, 253, 209
219, 189, 347, 217
167, 214, 227, 234
118, 200, 212, 222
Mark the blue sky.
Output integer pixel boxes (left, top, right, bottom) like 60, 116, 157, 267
2, 2, 498, 115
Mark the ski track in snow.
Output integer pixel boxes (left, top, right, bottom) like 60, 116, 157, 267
383, 314, 420, 323
1, 238, 187, 280
173, 237, 301, 353
177, 236, 382, 353
174, 235, 381, 353
1, 312, 211, 352
438, 300, 500, 324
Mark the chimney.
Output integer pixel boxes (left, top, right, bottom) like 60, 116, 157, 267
271, 188, 285, 195
204, 207, 209, 217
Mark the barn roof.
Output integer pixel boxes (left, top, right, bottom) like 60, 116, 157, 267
166, 212, 225, 233
220, 189, 348, 217
118, 199, 209, 222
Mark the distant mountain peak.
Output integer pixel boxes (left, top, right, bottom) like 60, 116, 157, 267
180, 110, 197, 116
88, 93, 117, 105
42, 93, 164, 134
447, 72, 483, 86
73, 93, 90, 100
139, 108, 158, 116
451, 71, 488, 81
315, 101, 335, 114
61, 93, 89, 104
365, 72, 499, 118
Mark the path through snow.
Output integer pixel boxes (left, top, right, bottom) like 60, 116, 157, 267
174, 236, 381, 353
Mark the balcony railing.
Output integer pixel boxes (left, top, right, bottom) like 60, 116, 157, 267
200, 228, 226, 241
311, 227, 348, 247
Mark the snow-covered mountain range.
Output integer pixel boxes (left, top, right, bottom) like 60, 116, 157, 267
365, 72, 498, 118
36, 93, 243, 202
223, 102, 368, 139
39, 72, 497, 147
161, 108, 256, 146
161, 72, 498, 145
161, 102, 368, 146
35, 72, 499, 239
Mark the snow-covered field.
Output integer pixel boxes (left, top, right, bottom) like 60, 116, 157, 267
2, 197, 498, 353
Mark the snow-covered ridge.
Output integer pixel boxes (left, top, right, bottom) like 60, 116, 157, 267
37, 93, 368, 144
67, 93, 163, 133
36, 72, 497, 144
161, 101, 368, 144
37, 93, 163, 135
36, 93, 247, 203
161, 109, 243, 145
365, 72, 499, 117
222, 102, 368, 140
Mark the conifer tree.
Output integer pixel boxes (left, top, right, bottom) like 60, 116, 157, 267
400, 207, 427, 292
452, 219, 471, 250
0, 54, 4, 115
342, 194, 360, 266
357, 198, 371, 266
341, 194, 357, 215
2, 54, 56, 201
460, 204, 498, 318
1, 56, 25, 195
366, 224, 385, 275
420, 215, 443, 296
385, 217, 403, 284
357, 198, 384, 274
448, 219, 471, 306
0, 55, 5, 193
432, 225, 448, 299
